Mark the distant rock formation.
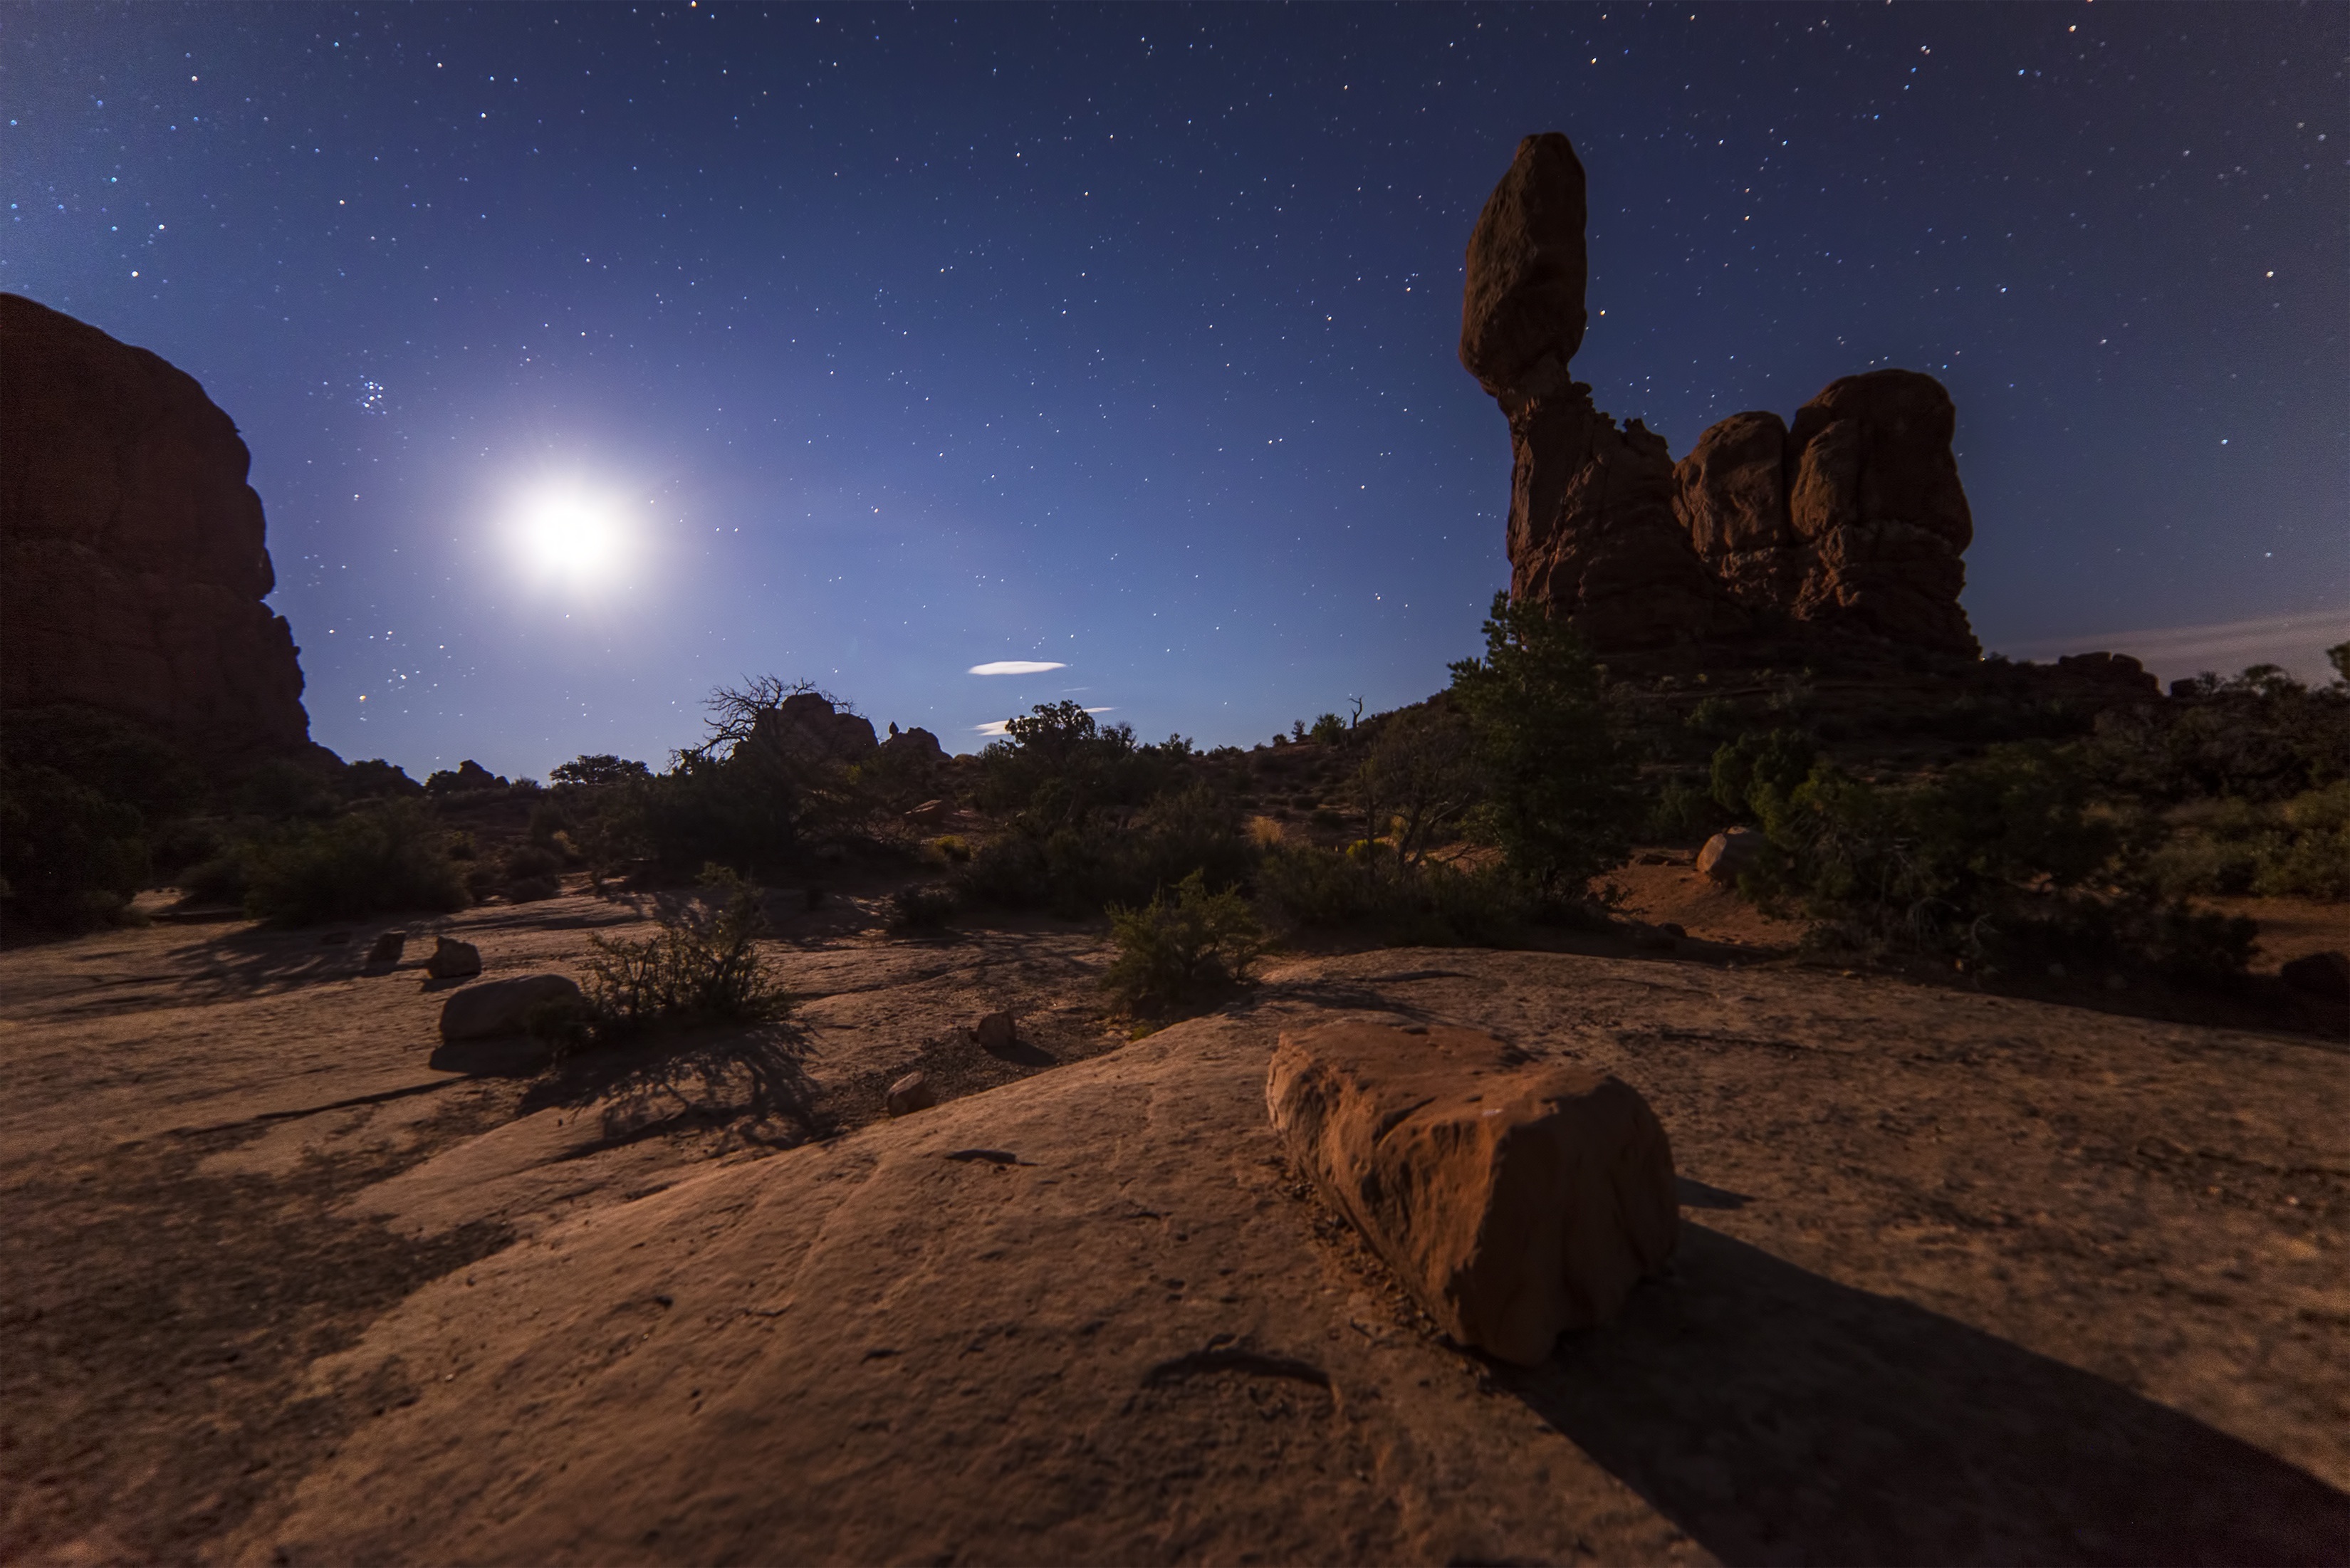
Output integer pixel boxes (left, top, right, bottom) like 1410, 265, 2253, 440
1460, 135, 1978, 656
1459, 135, 1743, 651
750, 691, 879, 765
1, 293, 313, 756
1674, 371, 1979, 654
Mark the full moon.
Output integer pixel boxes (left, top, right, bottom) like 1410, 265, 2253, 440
508, 481, 632, 588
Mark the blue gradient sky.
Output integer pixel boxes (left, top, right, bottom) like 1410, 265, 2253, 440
6, 4, 2343, 773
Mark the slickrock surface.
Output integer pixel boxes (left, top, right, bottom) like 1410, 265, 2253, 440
1268, 1021, 1678, 1364
3, 895, 2347, 1564
0, 293, 312, 756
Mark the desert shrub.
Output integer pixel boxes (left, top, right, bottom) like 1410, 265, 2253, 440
1446, 592, 1640, 896
2090, 664, 2350, 803
1710, 728, 1819, 820
503, 843, 565, 901
888, 884, 959, 934
1740, 743, 2251, 981
930, 834, 973, 864
1255, 843, 1530, 948
1309, 712, 1349, 746
1102, 869, 1268, 1015
581, 869, 787, 1033
1351, 706, 1480, 867
550, 753, 652, 787
240, 800, 470, 926
0, 706, 204, 932
0, 764, 151, 931
1646, 777, 1729, 842
959, 777, 1253, 918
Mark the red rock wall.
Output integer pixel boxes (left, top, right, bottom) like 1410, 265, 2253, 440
1, 293, 313, 755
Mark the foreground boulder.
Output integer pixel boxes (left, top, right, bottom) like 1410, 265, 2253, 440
1266, 1021, 1676, 1365
1697, 827, 1765, 885
425, 937, 482, 979
0, 293, 314, 756
438, 974, 583, 1041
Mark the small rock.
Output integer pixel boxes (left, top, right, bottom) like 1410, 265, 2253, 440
885, 1071, 936, 1117
975, 1010, 1018, 1052
905, 799, 952, 825
1696, 827, 1764, 885
426, 936, 482, 979
439, 974, 584, 1041
366, 930, 407, 966
2281, 950, 2350, 1002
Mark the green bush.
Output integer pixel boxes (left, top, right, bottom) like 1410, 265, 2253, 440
1739, 743, 2253, 981
1309, 712, 1349, 746
0, 706, 201, 931
1102, 869, 1268, 1015
1710, 728, 1819, 819
1446, 592, 1639, 897
1255, 843, 1530, 948
581, 869, 787, 1034
888, 884, 959, 933
241, 800, 470, 926
958, 782, 1254, 918
0, 764, 151, 931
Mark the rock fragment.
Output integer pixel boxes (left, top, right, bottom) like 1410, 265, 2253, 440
439, 974, 585, 1041
426, 937, 483, 979
886, 1071, 936, 1117
2281, 951, 2350, 1002
366, 930, 407, 968
1696, 827, 1765, 886
975, 1010, 1018, 1052
1266, 1021, 1677, 1366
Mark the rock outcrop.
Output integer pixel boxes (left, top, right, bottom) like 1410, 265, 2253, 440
1673, 371, 1979, 652
751, 691, 879, 765
0, 293, 313, 756
1461, 137, 1742, 651
1462, 137, 1981, 656
1265, 1020, 1678, 1366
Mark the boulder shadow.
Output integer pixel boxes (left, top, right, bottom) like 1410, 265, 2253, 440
425, 1033, 552, 1078
977, 1030, 1056, 1068
1503, 1224, 2350, 1566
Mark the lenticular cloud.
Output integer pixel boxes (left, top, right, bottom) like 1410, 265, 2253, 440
968, 660, 1067, 676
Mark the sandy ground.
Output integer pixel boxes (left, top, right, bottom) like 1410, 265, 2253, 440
4, 886, 2347, 1564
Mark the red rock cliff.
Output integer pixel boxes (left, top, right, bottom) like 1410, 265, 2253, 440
1, 293, 313, 756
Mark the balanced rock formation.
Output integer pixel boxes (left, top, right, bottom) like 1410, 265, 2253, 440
1461, 137, 1743, 651
751, 691, 879, 765
1, 293, 313, 755
1674, 370, 1979, 652
1266, 1020, 1678, 1366
1463, 135, 1983, 656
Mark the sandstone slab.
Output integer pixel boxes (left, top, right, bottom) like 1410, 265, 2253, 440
1266, 1021, 1677, 1364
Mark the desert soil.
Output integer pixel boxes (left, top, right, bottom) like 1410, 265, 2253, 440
3, 879, 2346, 1564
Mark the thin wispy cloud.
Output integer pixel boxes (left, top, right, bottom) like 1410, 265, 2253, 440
1998, 608, 2350, 685
968, 660, 1067, 676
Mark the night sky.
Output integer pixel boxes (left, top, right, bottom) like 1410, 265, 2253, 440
6, 4, 2343, 775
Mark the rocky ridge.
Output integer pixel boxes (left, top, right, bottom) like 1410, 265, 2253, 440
1, 293, 313, 756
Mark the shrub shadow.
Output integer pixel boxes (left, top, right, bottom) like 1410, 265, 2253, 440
518, 1019, 831, 1148
1503, 1224, 2350, 1564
